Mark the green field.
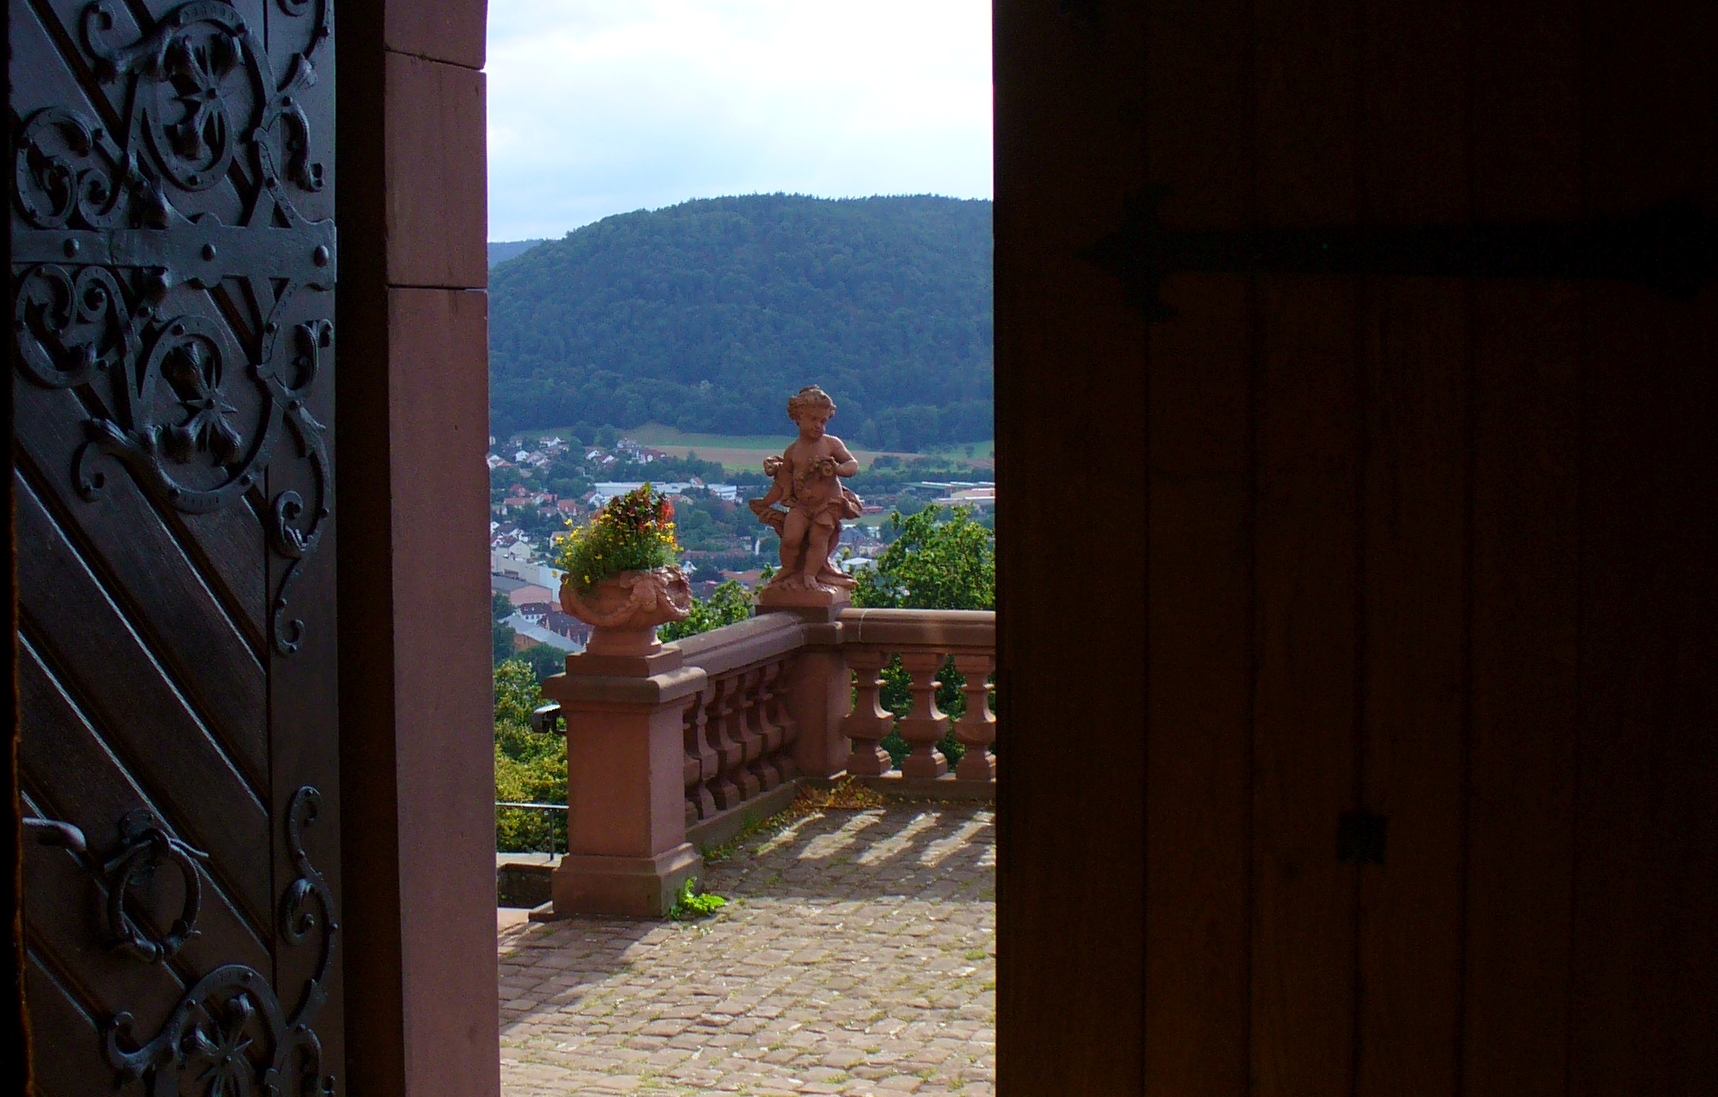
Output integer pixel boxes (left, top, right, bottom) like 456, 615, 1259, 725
512, 422, 993, 475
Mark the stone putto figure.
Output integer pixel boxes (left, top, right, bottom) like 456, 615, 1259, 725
748, 385, 864, 597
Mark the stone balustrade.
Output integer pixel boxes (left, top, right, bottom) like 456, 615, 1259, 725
840, 609, 998, 787
537, 605, 996, 917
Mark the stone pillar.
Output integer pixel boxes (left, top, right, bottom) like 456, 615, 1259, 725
541, 651, 707, 917
335, 3, 496, 1096
775, 613, 852, 780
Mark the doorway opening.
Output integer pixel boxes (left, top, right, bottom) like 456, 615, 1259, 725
481, 3, 997, 1094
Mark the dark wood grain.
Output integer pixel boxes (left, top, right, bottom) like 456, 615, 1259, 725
1146, 273, 1253, 1097
1459, 6, 1584, 1094
1355, 279, 1467, 1097
13, 383, 269, 790
994, 1, 1149, 1092
22, 951, 115, 1097
1571, 286, 1718, 1097
1463, 282, 1581, 1097
1251, 277, 1361, 1097
1352, 3, 1471, 1093
15, 460, 273, 930
1567, 8, 1718, 1095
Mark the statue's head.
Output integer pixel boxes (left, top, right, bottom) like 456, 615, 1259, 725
786, 385, 837, 423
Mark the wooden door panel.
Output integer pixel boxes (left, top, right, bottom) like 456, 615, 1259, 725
11, 0, 342, 1090
1464, 283, 1581, 1097
1355, 279, 1467, 1097
1251, 277, 1362, 1097
23, 952, 118, 1097
17, 647, 275, 979
14, 392, 270, 781
16, 474, 276, 922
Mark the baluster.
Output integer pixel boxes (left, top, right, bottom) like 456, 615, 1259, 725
746, 667, 782, 792
721, 673, 763, 801
684, 687, 718, 822
843, 649, 896, 776
952, 653, 997, 782
764, 658, 801, 781
896, 651, 950, 779
707, 676, 745, 810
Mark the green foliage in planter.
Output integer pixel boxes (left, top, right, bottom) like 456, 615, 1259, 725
554, 483, 679, 592
493, 658, 566, 853
659, 579, 754, 641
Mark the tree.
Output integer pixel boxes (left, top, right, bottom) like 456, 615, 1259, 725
493, 658, 566, 851
486, 195, 994, 448
492, 592, 517, 664
519, 643, 566, 681
852, 505, 994, 611
659, 580, 754, 641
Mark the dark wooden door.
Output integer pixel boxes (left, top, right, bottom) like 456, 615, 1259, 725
9, 0, 342, 1092
998, 2, 1716, 1094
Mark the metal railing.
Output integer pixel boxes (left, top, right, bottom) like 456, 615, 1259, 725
495, 801, 568, 857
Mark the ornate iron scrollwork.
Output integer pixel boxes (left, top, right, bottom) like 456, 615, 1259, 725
27, 809, 209, 963
11, 0, 336, 655
103, 786, 340, 1097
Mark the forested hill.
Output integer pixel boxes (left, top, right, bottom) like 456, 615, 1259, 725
488, 239, 548, 267
487, 194, 993, 451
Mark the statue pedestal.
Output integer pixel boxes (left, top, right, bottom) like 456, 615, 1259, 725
756, 582, 850, 623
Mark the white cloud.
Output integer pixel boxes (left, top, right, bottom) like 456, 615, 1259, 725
485, 0, 992, 240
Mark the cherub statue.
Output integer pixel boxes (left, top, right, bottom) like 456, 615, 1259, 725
748, 385, 865, 594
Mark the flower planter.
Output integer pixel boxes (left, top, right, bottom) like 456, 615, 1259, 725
560, 566, 693, 657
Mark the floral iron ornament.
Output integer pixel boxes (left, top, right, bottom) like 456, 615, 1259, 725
105, 788, 340, 1097
23, 788, 341, 1095
10, 0, 336, 656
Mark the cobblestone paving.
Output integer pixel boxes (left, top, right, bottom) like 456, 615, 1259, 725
498, 803, 996, 1096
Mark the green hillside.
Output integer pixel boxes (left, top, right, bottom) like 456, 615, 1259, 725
487, 194, 992, 452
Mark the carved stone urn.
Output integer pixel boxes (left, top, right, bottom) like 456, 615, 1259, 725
559, 566, 693, 657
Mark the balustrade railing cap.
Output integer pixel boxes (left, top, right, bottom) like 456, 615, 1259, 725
676, 613, 806, 677
837, 607, 996, 650
541, 664, 707, 708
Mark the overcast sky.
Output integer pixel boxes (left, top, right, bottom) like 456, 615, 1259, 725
485, 1, 993, 242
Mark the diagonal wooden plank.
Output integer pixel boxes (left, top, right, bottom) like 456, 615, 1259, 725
23, 948, 120, 1097
15, 381, 268, 793
18, 639, 273, 975
15, 471, 273, 929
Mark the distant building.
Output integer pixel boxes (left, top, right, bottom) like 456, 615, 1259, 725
490, 574, 529, 596
506, 584, 555, 609
936, 486, 995, 508
491, 559, 559, 589
540, 611, 591, 647
503, 613, 582, 654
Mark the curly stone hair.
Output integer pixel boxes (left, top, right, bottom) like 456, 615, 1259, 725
786, 384, 837, 421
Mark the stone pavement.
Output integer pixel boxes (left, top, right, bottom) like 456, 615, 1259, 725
498, 802, 996, 1096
